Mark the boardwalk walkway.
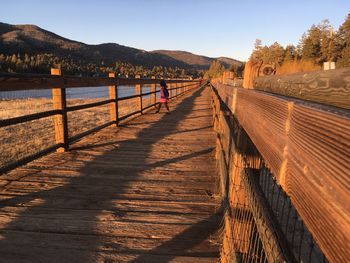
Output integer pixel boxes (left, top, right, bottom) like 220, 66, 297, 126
0, 86, 221, 262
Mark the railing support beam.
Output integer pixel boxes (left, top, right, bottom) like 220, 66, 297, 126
108, 72, 118, 127
51, 68, 69, 152
151, 76, 157, 107
135, 75, 142, 114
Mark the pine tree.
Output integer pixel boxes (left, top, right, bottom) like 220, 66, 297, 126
284, 45, 296, 62
301, 25, 322, 62
204, 60, 225, 79
250, 39, 263, 62
336, 13, 350, 67
269, 42, 285, 65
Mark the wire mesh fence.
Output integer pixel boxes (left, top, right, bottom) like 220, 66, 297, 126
0, 116, 56, 169
0, 89, 56, 169
141, 85, 154, 110
258, 166, 327, 263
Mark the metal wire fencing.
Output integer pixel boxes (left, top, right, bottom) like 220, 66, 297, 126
0, 89, 56, 169
258, 166, 327, 263
65, 86, 111, 138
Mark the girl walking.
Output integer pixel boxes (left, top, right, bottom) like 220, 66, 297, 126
155, 80, 170, 113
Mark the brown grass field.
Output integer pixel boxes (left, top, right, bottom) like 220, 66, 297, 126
276, 59, 321, 75
0, 97, 154, 168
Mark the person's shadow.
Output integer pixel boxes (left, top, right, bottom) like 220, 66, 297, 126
0, 86, 221, 262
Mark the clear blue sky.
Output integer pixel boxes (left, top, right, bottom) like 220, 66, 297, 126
2, 0, 350, 61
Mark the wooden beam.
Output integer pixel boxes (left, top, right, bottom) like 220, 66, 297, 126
66, 99, 113, 112
135, 75, 142, 114
0, 110, 60, 128
254, 68, 350, 109
108, 73, 118, 127
151, 76, 157, 107
51, 68, 69, 152
174, 81, 178, 97
0, 73, 200, 92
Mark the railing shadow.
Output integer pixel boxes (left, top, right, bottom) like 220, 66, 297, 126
0, 85, 219, 262
128, 208, 222, 262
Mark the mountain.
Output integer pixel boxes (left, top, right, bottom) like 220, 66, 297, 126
151, 50, 242, 69
0, 22, 242, 70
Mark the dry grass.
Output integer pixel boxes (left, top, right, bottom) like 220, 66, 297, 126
0, 97, 154, 168
276, 59, 321, 75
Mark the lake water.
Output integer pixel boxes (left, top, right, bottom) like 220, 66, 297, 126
0, 85, 156, 100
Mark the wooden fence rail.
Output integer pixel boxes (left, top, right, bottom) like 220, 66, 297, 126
211, 81, 350, 263
0, 72, 193, 91
0, 70, 201, 174
253, 68, 350, 110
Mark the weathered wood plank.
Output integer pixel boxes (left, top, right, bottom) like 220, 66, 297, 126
0, 73, 199, 91
0, 229, 219, 256
254, 68, 350, 109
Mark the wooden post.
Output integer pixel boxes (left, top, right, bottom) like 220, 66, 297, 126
109, 72, 118, 127
168, 81, 172, 99
174, 81, 177, 97
151, 76, 157, 107
135, 75, 142, 114
51, 68, 69, 152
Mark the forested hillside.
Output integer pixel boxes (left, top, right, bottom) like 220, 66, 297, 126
0, 22, 241, 78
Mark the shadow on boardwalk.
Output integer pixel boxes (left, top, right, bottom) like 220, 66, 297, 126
0, 86, 221, 262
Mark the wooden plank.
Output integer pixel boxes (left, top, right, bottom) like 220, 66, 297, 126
52, 69, 69, 152
234, 88, 288, 181
135, 75, 142, 114
0, 229, 219, 256
66, 99, 113, 112
0, 246, 217, 263
108, 72, 118, 126
254, 67, 350, 109
213, 83, 350, 263
151, 76, 157, 106
0, 109, 60, 128
0, 73, 199, 91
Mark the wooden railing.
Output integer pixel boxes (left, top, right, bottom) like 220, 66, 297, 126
253, 67, 350, 110
0, 70, 201, 174
211, 71, 350, 263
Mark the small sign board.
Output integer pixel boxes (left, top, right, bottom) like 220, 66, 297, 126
323, 62, 336, 70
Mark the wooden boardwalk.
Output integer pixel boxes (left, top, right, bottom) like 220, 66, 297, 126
0, 86, 221, 262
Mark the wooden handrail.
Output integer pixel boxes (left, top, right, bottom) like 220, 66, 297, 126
211, 82, 350, 263
0, 73, 198, 91
0, 109, 61, 128
253, 68, 350, 110
66, 99, 114, 112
